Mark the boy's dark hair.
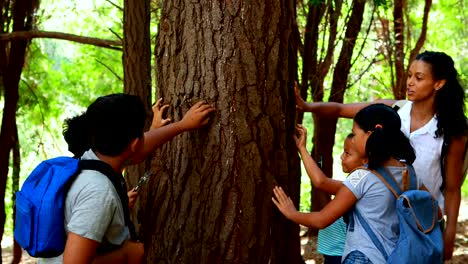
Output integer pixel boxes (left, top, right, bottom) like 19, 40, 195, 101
354, 104, 415, 169
63, 93, 146, 157
415, 51, 467, 139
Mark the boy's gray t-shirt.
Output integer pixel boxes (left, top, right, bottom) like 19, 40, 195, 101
39, 150, 129, 264
342, 166, 421, 264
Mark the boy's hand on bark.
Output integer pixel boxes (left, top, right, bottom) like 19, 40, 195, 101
151, 98, 171, 129
181, 101, 215, 130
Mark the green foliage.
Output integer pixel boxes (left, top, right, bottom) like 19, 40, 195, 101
297, 0, 468, 212
2, 0, 124, 236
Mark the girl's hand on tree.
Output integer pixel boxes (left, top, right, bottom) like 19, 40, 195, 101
293, 124, 307, 150
294, 83, 308, 112
181, 101, 215, 130
151, 98, 171, 129
272, 186, 297, 219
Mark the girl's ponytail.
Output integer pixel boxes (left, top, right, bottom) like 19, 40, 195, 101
354, 104, 415, 169
63, 113, 91, 158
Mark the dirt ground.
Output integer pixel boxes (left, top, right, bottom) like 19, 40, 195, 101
3, 199, 468, 263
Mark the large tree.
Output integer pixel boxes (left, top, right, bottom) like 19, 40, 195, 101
140, 0, 302, 263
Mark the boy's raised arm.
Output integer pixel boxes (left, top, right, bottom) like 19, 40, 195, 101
131, 101, 215, 164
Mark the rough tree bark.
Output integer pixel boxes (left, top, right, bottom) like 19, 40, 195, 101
122, 0, 152, 235
141, 0, 301, 263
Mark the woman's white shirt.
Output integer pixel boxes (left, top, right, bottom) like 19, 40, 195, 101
398, 101, 445, 212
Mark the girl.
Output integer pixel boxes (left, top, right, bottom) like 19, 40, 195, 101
273, 103, 425, 263
295, 51, 467, 260
294, 132, 366, 264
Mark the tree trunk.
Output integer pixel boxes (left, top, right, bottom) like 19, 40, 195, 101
384, 0, 431, 99
310, 0, 366, 216
297, 0, 340, 237
142, 0, 301, 263
0, 0, 37, 252
12, 123, 22, 264
122, 0, 152, 235
393, 0, 405, 99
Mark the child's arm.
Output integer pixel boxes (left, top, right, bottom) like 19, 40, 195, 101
294, 125, 343, 194
295, 86, 395, 118
63, 233, 143, 264
131, 101, 215, 164
272, 185, 356, 229
150, 98, 171, 129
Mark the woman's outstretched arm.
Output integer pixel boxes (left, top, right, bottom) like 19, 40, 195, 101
295, 86, 395, 118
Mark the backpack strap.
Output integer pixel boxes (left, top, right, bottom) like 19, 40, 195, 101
372, 163, 418, 198
79, 159, 137, 240
348, 164, 417, 261
353, 209, 389, 260
372, 166, 402, 198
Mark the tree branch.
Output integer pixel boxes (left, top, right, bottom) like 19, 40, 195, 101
95, 59, 123, 81
0, 30, 122, 50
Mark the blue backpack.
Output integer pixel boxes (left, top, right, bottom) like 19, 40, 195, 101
14, 156, 133, 257
349, 164, 443, 264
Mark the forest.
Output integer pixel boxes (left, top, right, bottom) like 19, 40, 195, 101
0, 0, 467, 263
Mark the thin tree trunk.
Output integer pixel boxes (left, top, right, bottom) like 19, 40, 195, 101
0, 0, 37, 251
311, 0, 366, 217
122, 0, 152, 236
12, 123, 22, 264
142, 0, 301, 263
393, 0, 405, 99
300, 0, 342, 237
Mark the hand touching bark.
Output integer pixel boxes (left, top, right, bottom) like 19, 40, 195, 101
272, 186, 297, 220
293, 124, 307, 150
180, 101, 215, 130
151, 98, 171, 129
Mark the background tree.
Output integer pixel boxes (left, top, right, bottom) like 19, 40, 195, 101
140, 0, 302, 263
376, 0, 431, 99
0, 0, 39, 254
0, 0, 124, 258
122, 0, 153, 235
295, 0, 371, 235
